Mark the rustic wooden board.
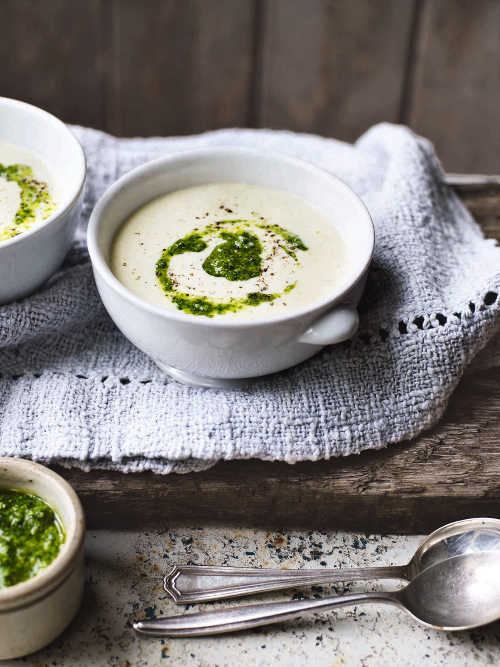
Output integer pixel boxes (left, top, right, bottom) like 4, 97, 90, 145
409, 0, 500, 172
258, 0, 417, 140
53, 189, 500, 534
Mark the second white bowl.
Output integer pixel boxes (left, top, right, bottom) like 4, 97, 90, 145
0, 97, 86, 304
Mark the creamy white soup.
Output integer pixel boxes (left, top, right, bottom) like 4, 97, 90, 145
111, 183, 348, 320
0, 141, 57, 242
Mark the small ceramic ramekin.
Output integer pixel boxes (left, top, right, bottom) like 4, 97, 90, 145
88, 147, 374, 388
0, 97, 86, 304
0, 458, 85, 659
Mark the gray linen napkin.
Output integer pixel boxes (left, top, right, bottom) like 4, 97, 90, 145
0, 124, 499, 473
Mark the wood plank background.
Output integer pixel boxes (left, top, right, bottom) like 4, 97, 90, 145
2, 0, 500, 172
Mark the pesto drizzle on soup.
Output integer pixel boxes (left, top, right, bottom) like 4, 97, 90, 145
0, 163, 55, 241
111, 182, 349, 321
155, 219, 307, 317
0, 489, 64, 588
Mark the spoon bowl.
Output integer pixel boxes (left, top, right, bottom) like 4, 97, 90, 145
400, 551, 500, 630
408, 517, 500, 579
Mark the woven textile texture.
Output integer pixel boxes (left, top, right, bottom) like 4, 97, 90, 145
0, 123, 499, 473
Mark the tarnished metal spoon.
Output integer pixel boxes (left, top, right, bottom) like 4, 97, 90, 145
163, 518, 500, 603
134, 550, 500, 636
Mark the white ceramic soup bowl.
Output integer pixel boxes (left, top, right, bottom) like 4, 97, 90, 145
0, 97, 86, 304
0, 458, 85, 659
88, 148, 374, 388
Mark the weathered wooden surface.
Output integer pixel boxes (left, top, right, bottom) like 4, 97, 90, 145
53, 190, 500, 533
2, 0, 500, 171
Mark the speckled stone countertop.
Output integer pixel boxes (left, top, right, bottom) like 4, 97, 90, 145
11, 528, 500, 666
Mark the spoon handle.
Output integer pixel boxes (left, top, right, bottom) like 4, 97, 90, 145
164, 564, 408, 603
134, 590, 401, 637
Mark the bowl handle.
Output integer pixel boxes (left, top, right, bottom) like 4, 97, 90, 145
298, 306, 359, 345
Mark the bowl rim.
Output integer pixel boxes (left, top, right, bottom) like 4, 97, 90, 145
0, 458, 85, 611
0, 96, 86, 251
88, 146, 375, 328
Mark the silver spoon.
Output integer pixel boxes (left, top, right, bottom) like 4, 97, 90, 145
134, 550, 500, 636
163, 518, 500, 603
